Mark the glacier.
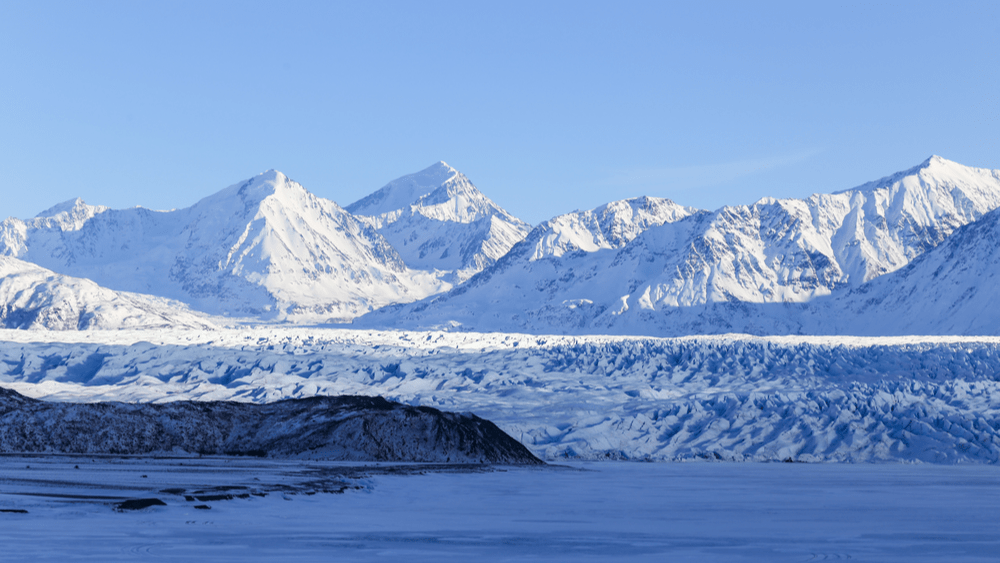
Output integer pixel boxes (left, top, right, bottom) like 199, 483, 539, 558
2, 328, 999, 463
2, 156, 1000, 467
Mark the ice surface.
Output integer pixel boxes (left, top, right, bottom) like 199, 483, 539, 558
2, 328, 999, 463
0, 458, 997, 562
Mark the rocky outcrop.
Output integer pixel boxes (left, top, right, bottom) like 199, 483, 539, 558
0, 388, 542, 464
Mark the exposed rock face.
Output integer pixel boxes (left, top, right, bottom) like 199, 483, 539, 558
0, 388, 542, 464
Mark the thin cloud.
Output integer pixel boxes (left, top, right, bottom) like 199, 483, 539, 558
604, 149, 823, 192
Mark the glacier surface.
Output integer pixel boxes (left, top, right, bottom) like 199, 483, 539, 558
2, 328, 999, 463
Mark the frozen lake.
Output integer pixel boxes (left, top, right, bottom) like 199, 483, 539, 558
1, 457, 997, 562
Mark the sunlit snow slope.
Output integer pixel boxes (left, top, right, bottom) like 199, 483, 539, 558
0, 257, 214, 330
359, 156, 1000, 335
0, 171, 447, 323
347, 162, 530, 282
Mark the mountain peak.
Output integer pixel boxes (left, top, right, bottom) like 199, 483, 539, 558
420, 160, 458, 179
346, 161, 463, 217
835, 155, 985, 196
229, 169, 305, 204
916, 155, 962, 173
34, 197, 89, 218
247, 169, 295, 192
257, 169, 288, 182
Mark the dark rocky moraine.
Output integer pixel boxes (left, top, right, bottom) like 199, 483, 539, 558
115, 498, 167, 511
0, 388, 541, 464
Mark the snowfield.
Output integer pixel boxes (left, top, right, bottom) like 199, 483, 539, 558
1, 457, 997, 562
0, 257, 215, 330
2, 328, 999, 463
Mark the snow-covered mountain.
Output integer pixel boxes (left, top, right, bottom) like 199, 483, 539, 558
0, 171, 447, 323
523, 196, 699, 259
357, 156, 1000, 334
5, 156, 1000, 334
0, 257, 214, 330
827, 203, 1000, 335
346, 162, 530, 282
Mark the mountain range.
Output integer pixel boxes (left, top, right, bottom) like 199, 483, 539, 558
0, 164, 524, 324
3, 155, 1000, 335
358, 156, 1000, 335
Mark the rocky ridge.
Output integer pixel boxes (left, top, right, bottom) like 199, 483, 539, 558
0, 387, 542, 464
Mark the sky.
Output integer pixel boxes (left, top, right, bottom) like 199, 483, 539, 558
2, 0, 998, 225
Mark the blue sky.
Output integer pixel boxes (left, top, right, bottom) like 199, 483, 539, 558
2, 1, 998, 224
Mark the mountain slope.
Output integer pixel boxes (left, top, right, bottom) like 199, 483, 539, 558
356, 156, 1000, 334
523, 196, 700, 259
347, 162, 530, 282
0, 171, 446, 323
827, 204, 1000, 335
0, 256, 214, 330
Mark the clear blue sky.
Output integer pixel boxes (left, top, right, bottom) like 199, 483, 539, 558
2, 1, 998, 224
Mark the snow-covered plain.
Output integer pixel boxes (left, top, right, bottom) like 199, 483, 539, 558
3, 328, 999, 463
1, 457, 997, 562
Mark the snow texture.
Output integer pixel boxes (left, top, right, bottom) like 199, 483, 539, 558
0, 171, 446, 323
0, 257, 214, 330
347, 162, 531, 283
359, 156, 1000, 335
2, 328, 999, 463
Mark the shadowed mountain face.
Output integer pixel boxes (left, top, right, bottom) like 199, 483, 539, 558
0, 388, 542, 464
